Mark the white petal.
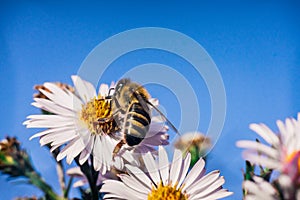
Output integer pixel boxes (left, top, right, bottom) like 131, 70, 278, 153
43, 82, 70, 100
118, 174, 150, 194
57, 137, 84, 163
285, 118, 297, 154
112, 156, 124, 170
79, 134, 93, 165
43, 82, 74, 108
158, 146, 169, 185
143, 152, 160, 184
252, 176, 276, 194
101, 180, 145, 200
66, 167, 83, 176
187, 170, 220, 194
50, 144, 61, 152
73, 180, 87, 187
182, 158, 205, 190
120, 150, 139, 166
125, 165, 152, 190
40, 129, 78, 146
65, 90, 83, 111
25, 115, 75, 128
242, 151, 281, 169
39, 88, 76, 111
236, 140, 279, 159
99, 84, 109, 96
249, 123, 279, 146
72, 75, 93, 103
83, 78, 97, 100
169, 148, 182, 186
32, 98, 75, 116
243, 177, 277, 200
93, 136, 103, 172
191, 189, 232, 200
101, 136, 112, 172
191, 177, 225, 199
177, 153, 191, 189
29, 126, 74, 140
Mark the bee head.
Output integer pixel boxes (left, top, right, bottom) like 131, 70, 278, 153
115, 78, 151, 101
115, 78, 131, 93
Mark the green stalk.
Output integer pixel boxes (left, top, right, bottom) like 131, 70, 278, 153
26, 171, 63, 200
64, 177, 73, 198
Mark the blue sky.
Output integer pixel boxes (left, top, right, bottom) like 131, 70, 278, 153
1, 1, 300, 199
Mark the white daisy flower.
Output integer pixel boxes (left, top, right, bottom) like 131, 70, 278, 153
24, 76, 120, 174
24, 76, 169, 174
243, 176, 279, 200
101, 146, 232, 200
236, 113, 300, 183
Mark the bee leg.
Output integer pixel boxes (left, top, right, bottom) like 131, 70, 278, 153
97, 117, 113, 123
112, 140, 125, 161
107, 88, 115, 97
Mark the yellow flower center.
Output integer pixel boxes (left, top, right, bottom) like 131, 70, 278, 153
286, 151, 300, 162
148, 182, 188, 200
283, 150, 300, 184
80, 97, 119, 135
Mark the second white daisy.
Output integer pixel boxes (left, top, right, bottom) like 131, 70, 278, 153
236, 113, 300, 184
101, 146, 232, 200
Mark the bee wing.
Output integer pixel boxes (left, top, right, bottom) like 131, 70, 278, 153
134, 91, 151, 112
145, 99, 180, 136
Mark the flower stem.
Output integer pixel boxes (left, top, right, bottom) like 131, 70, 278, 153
75, 158, 99, 200
25, 171, 62, 200
50, 147, 66, 194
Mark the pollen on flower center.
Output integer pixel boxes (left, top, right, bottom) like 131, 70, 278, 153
80, 97, 119, 135
284, 151, 300, 180
148, 182, 188, 200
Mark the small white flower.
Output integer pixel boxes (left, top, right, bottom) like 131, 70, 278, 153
101, 146, 232, 200
174, 132, 211, 153
236, 113, 300, 183
243, 176, 278, 200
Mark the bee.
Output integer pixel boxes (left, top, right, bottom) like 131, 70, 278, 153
110, 78, 179, 157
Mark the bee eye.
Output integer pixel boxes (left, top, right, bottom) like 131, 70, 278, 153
116, 84, 123, 91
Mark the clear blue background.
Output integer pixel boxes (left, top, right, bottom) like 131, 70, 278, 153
1, 1, 300, 199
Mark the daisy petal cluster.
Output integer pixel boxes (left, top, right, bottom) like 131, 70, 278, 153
243, 176, 279, 200
24, 76, 119, 174
237, 113, 300, 199
101, 146, 232, 200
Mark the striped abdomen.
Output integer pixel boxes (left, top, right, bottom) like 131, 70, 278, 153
124, 102, 151, 146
